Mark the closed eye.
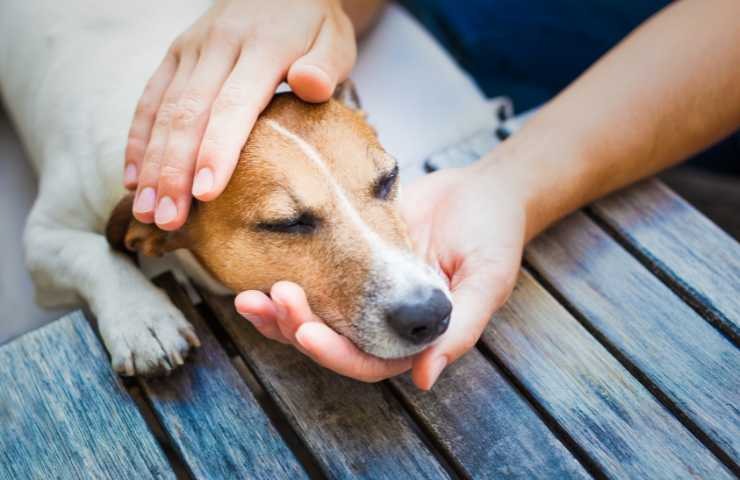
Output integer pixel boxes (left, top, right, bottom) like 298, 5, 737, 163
373, 164, 399, 200
257, 213, 318, 234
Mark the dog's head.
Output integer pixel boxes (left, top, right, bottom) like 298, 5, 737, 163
107, 83, 451, 359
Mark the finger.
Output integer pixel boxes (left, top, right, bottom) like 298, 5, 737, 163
235, 290, 290, 344
412, 267, 517, 390
154, 41, 241, 230
193, 50, 285, 201
269, 281, 317, 342
288, 16, 356, 102
133, 55, 196, 223
124, 53, 177, 189
295, 322, 412, 383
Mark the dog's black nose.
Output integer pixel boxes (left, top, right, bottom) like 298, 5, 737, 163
387, 288, 452, 345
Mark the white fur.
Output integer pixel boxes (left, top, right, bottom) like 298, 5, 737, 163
0, 0, 211, 375
0, 0, 449, 368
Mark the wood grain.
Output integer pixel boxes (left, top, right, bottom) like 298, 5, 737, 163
0, 312, 174, 480
526, 212, 740, 469
202, 291, 451, 480
142, 274, 307, 480
480, 269, 735, 479
391, 349, 590, 479
591, 179, 740, 342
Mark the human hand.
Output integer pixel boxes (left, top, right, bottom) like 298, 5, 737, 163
235, 160, 527, 389
400, 164, 525, 389
235, 282, 413, 382
124, 0, 357, 230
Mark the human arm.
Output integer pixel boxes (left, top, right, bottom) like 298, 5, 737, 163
237, 0, 740, 389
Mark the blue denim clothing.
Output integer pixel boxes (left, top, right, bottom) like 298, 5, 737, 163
402, 0, 739, 174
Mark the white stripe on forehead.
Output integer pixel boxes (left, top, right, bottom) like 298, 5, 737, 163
266, 119, 378, 241
265, 119, 448, 300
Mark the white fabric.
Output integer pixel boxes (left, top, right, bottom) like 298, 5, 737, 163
354, 4, 497, 181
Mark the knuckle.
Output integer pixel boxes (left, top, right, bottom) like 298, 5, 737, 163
172, 94, 206, 129
135, 98, 158, 118
159, 163, 189, 182
207, 20, 244, 47
213, 84, 248, 112
170, 33, 193, 54
153, 101, 177, 128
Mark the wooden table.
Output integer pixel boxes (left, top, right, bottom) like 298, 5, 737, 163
1, 174, 738, 479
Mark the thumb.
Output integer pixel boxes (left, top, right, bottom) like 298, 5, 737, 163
288, 16, 356, 102
412, 266, 518, 390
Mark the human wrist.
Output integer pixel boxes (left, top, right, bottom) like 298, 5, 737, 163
469, 113, 592, 243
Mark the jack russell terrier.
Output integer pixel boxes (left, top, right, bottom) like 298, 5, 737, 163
0, 0, 451, 376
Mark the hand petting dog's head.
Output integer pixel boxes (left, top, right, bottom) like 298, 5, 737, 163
107, 83, 451, 359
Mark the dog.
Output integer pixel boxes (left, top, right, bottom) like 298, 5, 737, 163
0, 0, 451, 376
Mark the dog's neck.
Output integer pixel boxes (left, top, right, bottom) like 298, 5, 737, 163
172, 249, 234, 296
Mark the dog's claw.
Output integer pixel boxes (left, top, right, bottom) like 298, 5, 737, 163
102, 304, 196, 378
170, 350, 184, 367
182, 328, 201, 348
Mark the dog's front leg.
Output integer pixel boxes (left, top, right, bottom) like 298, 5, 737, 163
24, 222, 200, 376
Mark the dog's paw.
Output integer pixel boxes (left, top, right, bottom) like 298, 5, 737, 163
99, 301, 201, 377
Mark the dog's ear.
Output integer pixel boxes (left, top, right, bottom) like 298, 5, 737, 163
333, 79, 361, 110
106, 193, 185, 257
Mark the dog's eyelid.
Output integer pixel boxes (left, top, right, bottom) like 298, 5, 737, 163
373, 164, 399, 199
256, 211, 319, 234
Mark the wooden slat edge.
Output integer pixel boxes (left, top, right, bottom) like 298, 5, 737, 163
480, 269, 734, 479
200, 289, 453, 480
591, 179, 740, 343
138, 274, 308, 480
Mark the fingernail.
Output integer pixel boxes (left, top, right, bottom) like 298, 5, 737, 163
124, 164, 137, 185
243, 313, 264, 327
427, 357, 447, 389
155, 196, 178, 224
133, 187, 156, 213
192, 168, 214, 197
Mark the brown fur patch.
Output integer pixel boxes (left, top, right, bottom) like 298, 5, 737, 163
107, 92, 409, 334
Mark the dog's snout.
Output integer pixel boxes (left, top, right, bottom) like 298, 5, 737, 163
386, 288, 452, 345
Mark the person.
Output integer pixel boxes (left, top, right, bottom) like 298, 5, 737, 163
122, 0, 740, 390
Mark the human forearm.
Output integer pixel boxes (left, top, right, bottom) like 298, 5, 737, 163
474, 0, 740, 242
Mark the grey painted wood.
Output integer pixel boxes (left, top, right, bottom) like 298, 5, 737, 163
391, 349, 591, 479
0, 312, 174, 480
591, 179, 740, 342
202, 291, 451, 480
142, 275, 307, 480
480, 270, 734, 479
526, 212, 740, 469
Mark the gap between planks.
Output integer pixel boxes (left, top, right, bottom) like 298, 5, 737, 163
81, 307, 194, 480
468, 341, 607, 480
191, 301, 327, 480
585, 206, 739, 348
523, 260, 740, 476
196, 293, 464, 479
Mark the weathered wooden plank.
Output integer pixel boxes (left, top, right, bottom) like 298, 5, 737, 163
480, 269, 735, 479
526, 212, 740, 469
0, 312, 174, 480
202, 291, 451, 480
590, 179, 740, 342
392, 349, 591, 479
142, 274, 307, 480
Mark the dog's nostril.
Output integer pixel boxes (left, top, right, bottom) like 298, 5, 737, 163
386, 288, 452, 345
411, 325, 428, 337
